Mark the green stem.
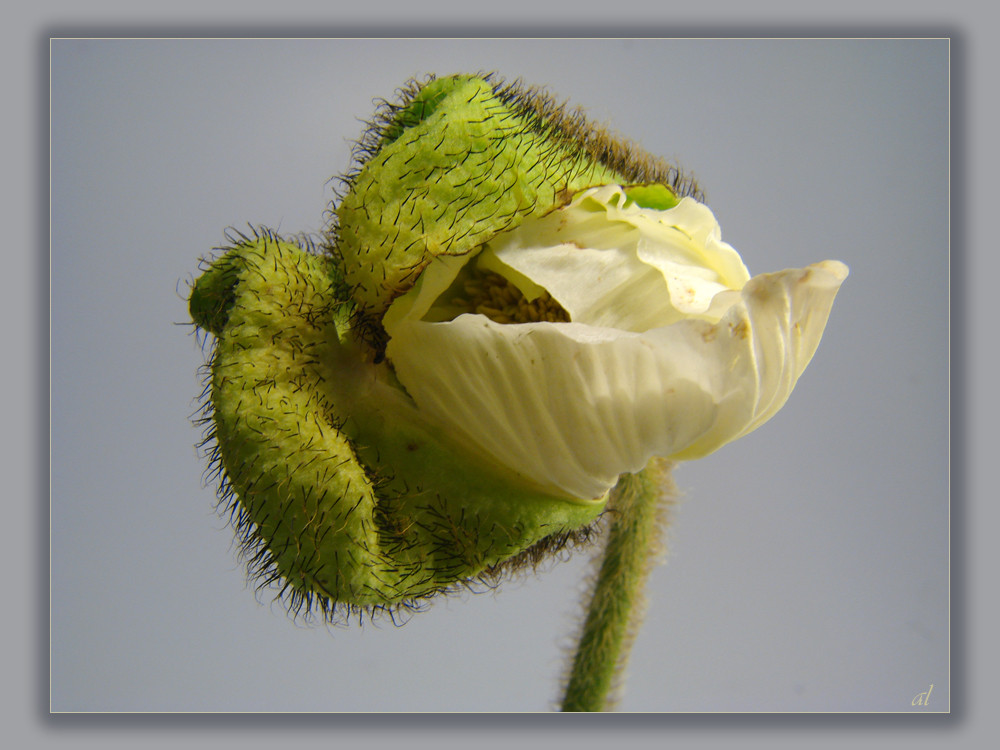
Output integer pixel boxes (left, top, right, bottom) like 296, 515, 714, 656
560, 459, 674, 712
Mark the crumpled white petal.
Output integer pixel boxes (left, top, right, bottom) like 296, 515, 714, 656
386, 259, 847, 501
479, 185, 751, 330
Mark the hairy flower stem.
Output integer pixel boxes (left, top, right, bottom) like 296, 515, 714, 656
561, 460, 675, 712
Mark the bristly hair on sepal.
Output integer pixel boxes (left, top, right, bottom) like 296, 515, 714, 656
325, 72, 702, 215
484, 73, 703, 202
322, 73, 703, 361
189, 227, 608, 628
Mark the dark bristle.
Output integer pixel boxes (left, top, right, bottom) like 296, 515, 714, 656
485, 73, 703, 202
322, 71, 703, 280
476, 516, 607, 588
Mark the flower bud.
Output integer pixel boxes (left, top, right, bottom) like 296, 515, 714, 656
190, 74, 845, 622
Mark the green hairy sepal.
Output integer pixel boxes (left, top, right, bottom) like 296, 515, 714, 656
191, 231, 605, 621
330, 73, 701, 346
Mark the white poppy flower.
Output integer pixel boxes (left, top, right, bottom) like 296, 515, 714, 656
384, 184, 848, 501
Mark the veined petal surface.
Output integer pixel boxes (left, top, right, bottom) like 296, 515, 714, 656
481, 185, 751, 331
386, 259, 847, 500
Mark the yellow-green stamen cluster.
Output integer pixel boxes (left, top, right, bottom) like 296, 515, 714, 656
453, 270, 571, 325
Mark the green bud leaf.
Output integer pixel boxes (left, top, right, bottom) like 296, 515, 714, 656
193, 232, 604, 618
330, 74, 698, 327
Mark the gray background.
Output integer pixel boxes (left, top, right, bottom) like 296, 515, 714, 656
48, 38, 948, 713
7, 0, 995, 742
51, 40, 949, 711
0, 0, 985, 731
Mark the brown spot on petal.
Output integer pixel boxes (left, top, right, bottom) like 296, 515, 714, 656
555, 186, 575, 206
729, 320, 749, 339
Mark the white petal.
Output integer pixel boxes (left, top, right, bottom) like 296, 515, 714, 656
483, 186, 751, 331
481, 242, 672, 331
614, 194, 752, 297
386, 316, 719, 499
670, 259, 849, 458
381, 253, 470, 329
385, 260, 847, 500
